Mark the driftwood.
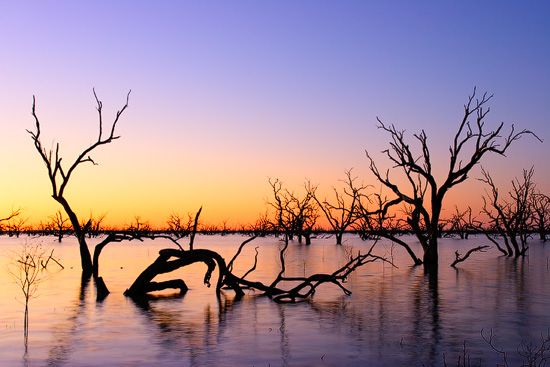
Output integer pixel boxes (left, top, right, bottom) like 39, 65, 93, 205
124, 237, 392, 303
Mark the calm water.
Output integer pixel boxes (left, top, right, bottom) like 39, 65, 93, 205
1, 234, 549, 366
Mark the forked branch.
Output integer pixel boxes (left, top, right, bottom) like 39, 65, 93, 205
27, 89, 131, 200
450, 245, 490, 267
125, 236, 391, 303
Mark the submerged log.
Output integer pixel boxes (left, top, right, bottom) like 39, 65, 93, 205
124, 249, 244, 298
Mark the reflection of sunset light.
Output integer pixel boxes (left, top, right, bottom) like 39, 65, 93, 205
1, 235, 549, 365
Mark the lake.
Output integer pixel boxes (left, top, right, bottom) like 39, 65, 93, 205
1, 234, 549, 366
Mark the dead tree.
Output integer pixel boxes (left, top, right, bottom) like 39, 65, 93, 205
356, 189, 423, 265
7, 243, 47, 350
445, 206, 476, 239
530, 190, 550, 241
248, 210, 273, 236
125, 215, 153, 235
6, 216, 29, 237
81, 213, 107, 238
314, 169, 367, 245
125, 233, 392, 303
49, 210, 70, 242
267, 178, 319, 245
0, 208, 21, 232
366, 88, 538, 266
300, 181, 320, 245
28, 90, 131, 285
166, 212, 195, 238
479, 167, 535, 257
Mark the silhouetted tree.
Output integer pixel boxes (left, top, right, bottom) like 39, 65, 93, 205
356, 189, 423, 265
0, 208, 21, 232
7, 243, 47, 350
246, 210, 273, 236
445, 206, 476, 239
5, 216, 29, 237
166, 212, 195, 238
300, 181, 319, 245
530, 190, 550, 241
49, 211, 70, 242
314, 169, 367, 245
125, 215, 153, 235
28, 89, 131, 281
480, 167, 535, 257
80, 213, 106, 238
366, 88, 538, 266
267, 178, 319, 244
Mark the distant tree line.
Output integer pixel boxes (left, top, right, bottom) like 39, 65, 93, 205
4, 176, 549, 249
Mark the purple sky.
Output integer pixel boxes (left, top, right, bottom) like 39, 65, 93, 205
1, 1, 549, 227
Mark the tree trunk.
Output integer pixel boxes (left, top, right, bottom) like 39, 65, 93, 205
77, 235, 93, 275
124, 249, 245, 299
55, 196, 93, 274
423, 237, 438, 266
335, 232, 343, 245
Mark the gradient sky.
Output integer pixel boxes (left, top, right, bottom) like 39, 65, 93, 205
1, 1, 549, 228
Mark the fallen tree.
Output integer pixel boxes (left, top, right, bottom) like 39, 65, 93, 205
124, 234, 391, 303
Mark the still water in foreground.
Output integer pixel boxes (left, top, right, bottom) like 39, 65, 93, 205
1, 234, 549, 366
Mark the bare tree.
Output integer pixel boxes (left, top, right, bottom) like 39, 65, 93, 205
34, 220, 50, 236
49, 210, 70, 242
530, 190, 550, 241
27, 89, 130, 275
356, 189, 423, 265
300, 181, 320, 245
81, 213, 107, 238
314, 169, 367, 245
249, 210, 273, 236
445, 206, 476, 239
267, 178, 319, 245
7, 243, 47, 350
125, 215, 153, 235
166, 212, 195, 238
479, 167, 535, 257
5, 216, 29, 237
366, 88, 538, 266
0, 208, 21, 232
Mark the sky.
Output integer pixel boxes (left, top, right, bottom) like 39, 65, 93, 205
1, 1, 549, 229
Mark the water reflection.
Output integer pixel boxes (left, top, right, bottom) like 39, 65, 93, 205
1, 235, 550, 366
46, 274, 91, 366
409, 266, 441, 366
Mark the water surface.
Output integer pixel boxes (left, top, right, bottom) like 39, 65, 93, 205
1, 234, 549, 366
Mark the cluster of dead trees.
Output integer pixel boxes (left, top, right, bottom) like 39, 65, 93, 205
263, 164, 549, 264
20, 89, 396, 303
237, 90, 543, 268
10, 87, 543, 301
